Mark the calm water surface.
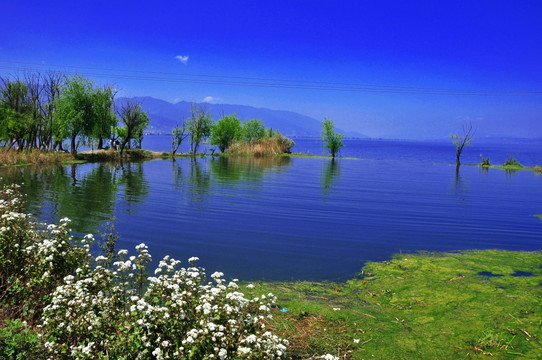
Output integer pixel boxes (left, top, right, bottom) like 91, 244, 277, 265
2, 139, 541, 281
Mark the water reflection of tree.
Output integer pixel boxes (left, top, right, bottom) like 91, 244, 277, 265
0, 161, 150, 234
117, 161, 150, 214
452, 167, 469, 203
322, 159, 341, 196
209, 156, 291, 184
171, 158, 211, 205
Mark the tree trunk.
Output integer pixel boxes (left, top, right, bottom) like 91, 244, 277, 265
71, 136, 77, 156
456, 149, 461, 166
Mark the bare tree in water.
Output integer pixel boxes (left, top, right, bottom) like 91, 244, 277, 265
451, 122, 475, 169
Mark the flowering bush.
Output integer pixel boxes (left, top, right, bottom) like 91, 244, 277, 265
41, 247, 288, 359
0, 183, 89, 322
0, 183, 289, 359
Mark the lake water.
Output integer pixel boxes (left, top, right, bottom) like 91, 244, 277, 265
2, 138, 541, 281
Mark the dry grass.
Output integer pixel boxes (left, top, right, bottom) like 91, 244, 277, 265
0, 149, 74, 166
227, 135, 295, 157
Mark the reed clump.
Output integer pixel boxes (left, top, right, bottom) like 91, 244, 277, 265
0, 148, 74, 166
227, 135, 295, 157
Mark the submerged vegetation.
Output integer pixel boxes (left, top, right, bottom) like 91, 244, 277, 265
251, 250, 542, 359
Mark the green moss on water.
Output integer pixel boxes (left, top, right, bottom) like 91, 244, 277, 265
248, 250, 542, 359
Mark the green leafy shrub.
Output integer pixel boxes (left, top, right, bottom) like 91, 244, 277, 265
0, 319, 45, 359
242, 119, 266, 143
210, 114, 243, 152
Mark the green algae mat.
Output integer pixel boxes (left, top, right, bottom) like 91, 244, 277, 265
248, 250, 542, 359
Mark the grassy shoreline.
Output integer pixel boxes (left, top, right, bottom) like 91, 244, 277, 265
0, 148, 357, 167
246, 249, 542, 359
473, 163, 542, 173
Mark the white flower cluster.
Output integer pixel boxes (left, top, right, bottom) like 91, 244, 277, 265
42, 246, 289, 359
0, 183, 289, 359
0, 183, 91, 322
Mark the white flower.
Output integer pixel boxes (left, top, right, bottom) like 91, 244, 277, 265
211, 271, 224, 279
332, 307, 340, 311
246, 284, 255, 289
152, 347, 163, 360
238, 346, 251, 354
188, 256, 199, 262
354, 338, 360, 343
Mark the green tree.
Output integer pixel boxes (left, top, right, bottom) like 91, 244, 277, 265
242, 118, 265, 143
117, 101, 149, 154
210, 114, 242, 152
53, 74, 100, 155
91, 86, 117, 149
321, 117, 344, 158
187, 103, 213, 155
451, 122, 475, 168
0, 78, 34, 150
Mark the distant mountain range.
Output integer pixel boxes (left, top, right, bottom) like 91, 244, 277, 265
116, 96, 368, 138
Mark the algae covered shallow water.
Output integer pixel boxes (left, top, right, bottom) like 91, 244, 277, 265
2, 139, 541, 281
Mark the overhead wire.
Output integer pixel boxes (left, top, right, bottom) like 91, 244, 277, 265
0, 61, 541, 97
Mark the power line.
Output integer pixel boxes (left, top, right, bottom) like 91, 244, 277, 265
0, 61, 541, 97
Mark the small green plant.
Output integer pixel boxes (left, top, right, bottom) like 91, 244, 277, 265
504, 154, 522, 167
480, 154, 490, 166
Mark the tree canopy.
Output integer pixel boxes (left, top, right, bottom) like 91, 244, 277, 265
209, 114, 242, 152
187, 103, 213, 155
321, 118, 344, 158
241, 118, 265, 143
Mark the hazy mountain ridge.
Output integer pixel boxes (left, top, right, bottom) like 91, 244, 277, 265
116, 96, 368, 138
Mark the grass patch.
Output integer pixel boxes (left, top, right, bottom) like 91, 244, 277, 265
246, 250, 542, 359
0, 148, 75, 166
75, 148, 165, 162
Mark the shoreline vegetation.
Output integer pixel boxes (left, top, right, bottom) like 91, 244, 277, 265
0, 147, 539, 173
0, 184, 540, 358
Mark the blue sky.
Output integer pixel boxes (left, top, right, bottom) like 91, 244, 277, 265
1, 1, 541, 139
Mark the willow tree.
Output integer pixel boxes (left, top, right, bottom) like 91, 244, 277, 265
0, 78, 34, 150
117, 102, 149, 154
210, 114, 242, 152
53, 74, 117, 155
321, 117, 344, 158
187, 103, 213, 155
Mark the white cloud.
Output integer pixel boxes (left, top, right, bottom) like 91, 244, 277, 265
202, 96, 223, 104
175, 55, 189, 64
